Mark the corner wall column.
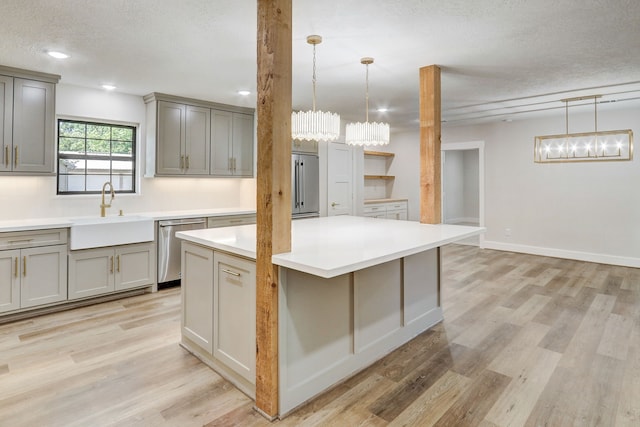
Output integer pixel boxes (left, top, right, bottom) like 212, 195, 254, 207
419, 65, 442, 224
256, 0, 292, 419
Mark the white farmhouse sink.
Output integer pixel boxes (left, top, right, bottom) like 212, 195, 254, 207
70, 215, 154, 250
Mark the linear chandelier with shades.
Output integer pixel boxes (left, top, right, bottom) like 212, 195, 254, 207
291, 35, 341, 142
534, 95, 633, 163
345, 57, 390, 146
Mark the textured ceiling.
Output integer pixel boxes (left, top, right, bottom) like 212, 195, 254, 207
1, 0, 639, 131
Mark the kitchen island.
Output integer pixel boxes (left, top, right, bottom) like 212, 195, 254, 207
176, 215, 484, 416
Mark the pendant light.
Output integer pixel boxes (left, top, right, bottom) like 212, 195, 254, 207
292, 35, 341, 142
345, 57, 390, 146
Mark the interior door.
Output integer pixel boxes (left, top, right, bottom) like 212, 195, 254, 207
327, 142, 353, 216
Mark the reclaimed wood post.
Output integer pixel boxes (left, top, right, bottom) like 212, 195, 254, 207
255, 0, 292, 419
419, 65, 442, 224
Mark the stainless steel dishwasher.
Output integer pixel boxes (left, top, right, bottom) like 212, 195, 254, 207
157, 217, 206, 286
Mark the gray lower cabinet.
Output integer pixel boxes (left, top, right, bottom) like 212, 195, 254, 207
206, 213, 256, 229
144, 93, 254, 177
363, 201, 408, 220
212, 251, 256, 383
181, 242, 214, 352
181, 242, 256, 387
0, 66, 59, 174
0, 229, 67, 314
68, 242, 154, 300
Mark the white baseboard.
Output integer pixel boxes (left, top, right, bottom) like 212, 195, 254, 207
482, 240, 640, 268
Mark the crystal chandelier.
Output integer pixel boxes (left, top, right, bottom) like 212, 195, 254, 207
291, 35, 340, 142
345, 57, 390, 146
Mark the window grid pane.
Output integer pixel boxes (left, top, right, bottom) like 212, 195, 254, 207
57, 119, 136, 194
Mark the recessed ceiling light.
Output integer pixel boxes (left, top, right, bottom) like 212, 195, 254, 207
377, 108, 388, 113
237, 90, 251, 96
101, 84, 116, 91
47, 51, 69, 59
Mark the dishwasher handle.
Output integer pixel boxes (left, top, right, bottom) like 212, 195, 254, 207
158, 218, 206, 227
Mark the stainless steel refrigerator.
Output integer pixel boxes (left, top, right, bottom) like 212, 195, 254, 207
292, 153, 320, 218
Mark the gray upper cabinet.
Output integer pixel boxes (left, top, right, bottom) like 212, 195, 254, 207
13, 79, 55, 173
156, 101, 211, 176
211, 111, 254, 177
0, 66, 59, 175
0, 75, 12, 173
144, 93, 254, 178
232, 113, 255, 177
211, 110, 233, 176
185, 105, 211, 175
156, 101, 185, 175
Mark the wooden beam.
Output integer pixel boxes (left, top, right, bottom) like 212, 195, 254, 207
255, 0, 292, 419
419, 65, 442, 224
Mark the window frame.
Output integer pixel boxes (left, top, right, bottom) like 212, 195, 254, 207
56, 118, 137, 195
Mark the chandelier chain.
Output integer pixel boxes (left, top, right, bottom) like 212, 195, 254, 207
365, 63, 370, 122
312, 43, 317, 112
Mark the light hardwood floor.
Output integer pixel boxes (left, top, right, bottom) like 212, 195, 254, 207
1, 245, 639, 426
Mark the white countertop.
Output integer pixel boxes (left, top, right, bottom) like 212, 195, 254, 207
177, 215, 485, 278
0, 208, 256, 233
0, 218, 74, 232
136, 207, 255, 221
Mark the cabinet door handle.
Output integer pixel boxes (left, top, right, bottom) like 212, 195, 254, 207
14, 146, 18, 167
221, 268, 241, 277
23, 255, 26, 277
180, 155, 185, 169
4, 146, 8, 168
331, 202, 340, 207
116, 255, 120, 273
185, 155, 190, 169
110, 256, 114, 273
14, 257, 18, 278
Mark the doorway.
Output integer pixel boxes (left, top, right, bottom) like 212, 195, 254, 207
441, 141, 485, 247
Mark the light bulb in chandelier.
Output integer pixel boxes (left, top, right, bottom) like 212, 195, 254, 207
346, 57, 390, 146
291, 35, 341, 142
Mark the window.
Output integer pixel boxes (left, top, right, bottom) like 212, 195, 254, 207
57, 119, 136, 194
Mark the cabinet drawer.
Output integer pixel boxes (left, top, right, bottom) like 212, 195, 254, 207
387, 202, 408, 212
0, 228, 67, 250
363, 204, 385, 214
207, 214, 256, 229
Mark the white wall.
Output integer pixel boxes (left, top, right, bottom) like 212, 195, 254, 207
385, 132, 420, 220
443, 150, 465, 222
0, 84, 256, 220
442, 149, 480, 224
462, 150, 479, 220
390, 102, 640, 267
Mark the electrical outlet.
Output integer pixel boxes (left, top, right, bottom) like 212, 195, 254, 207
504, 228, 512, 237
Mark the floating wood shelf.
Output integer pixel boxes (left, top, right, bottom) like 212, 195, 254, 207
364, 175, 395, 180
364, 150, 394, 158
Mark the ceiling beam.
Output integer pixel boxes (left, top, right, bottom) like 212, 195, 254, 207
255, 0, 292, 419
